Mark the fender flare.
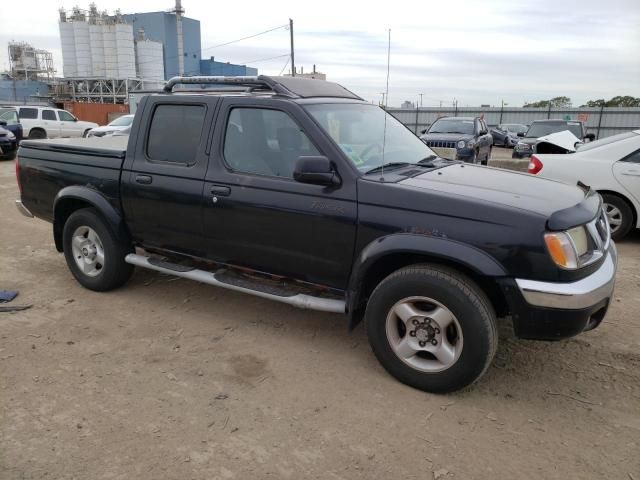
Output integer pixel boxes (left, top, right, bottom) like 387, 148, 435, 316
52, 186, 130, 252
346, 233, 507, 326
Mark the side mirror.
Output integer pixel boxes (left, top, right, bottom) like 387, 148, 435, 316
517, 132, 525, 137
584, 133, 595, 142
0, 120, 6, 127
420, 128, 428, 135
293, 156, 340, 186
73, 117, 78, 122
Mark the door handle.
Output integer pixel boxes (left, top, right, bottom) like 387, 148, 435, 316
210, 185, 231, 196
135, 174, 153, 185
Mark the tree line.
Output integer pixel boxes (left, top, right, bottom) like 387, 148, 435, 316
523, 96, 640, 108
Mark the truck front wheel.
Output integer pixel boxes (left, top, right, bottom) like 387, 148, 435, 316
62, 208, 133, 291
365, 265, 498, 393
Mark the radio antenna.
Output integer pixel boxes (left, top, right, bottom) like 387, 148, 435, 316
380, 28, 391, 181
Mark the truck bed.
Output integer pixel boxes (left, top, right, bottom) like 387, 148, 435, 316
17, 136, 128, 223
19, 136, 128, 159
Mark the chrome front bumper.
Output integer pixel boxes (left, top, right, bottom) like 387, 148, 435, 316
15, 199, 34, 218
515, 243, 617, 310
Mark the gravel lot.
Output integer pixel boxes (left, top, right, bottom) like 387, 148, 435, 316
1, 155, 639, 479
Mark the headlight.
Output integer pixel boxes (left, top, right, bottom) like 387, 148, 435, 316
456, 140, 466, 149
7, 131, 15, 139
544, 226, 589, 269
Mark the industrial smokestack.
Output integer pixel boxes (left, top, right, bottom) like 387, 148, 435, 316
175, 0, 184, 75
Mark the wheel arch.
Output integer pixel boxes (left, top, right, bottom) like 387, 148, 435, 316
53, 186, 130, 252
346, 234, 509, 330
29, 127, 46, 138
598, 189, 638, 228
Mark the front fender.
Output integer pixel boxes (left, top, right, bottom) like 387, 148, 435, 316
53, 186, 129, 252
346, 233, 507, 326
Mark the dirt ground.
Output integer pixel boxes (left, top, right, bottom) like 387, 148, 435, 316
1, 155, 639, 480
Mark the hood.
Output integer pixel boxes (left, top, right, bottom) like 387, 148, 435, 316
399, 163, 586, 219
90, 124, 129, 133
421, 133, 473, 142
79, 121, 99, 128
536, 130, 582, 153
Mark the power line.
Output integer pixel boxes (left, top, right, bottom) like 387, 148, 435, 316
200, 24, 288, 54
279, 56, 291, 76
237, 53, 290, 65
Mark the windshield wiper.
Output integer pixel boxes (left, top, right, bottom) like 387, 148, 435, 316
365, 162, 411, 174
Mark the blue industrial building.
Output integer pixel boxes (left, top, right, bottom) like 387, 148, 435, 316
199, 57, 257, 77
122, 12, 257, 80
122, 11, 201, 79
0, 76, 50, 104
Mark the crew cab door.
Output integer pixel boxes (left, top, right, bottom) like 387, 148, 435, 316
202, 98, 358, 289
57, 109, 80, 137
121, 96, 218, 257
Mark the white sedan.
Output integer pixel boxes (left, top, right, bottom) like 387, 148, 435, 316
528, 130, 640, 240
86, 114, 134, 137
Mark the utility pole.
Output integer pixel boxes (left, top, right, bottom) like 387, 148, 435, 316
380, 92, 386, 107
289, 19, 295, 77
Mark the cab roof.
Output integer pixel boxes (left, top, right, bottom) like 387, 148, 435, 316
162, 75, 363, 101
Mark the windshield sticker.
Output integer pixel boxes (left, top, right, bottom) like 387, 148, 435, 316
339, 144, 365, 165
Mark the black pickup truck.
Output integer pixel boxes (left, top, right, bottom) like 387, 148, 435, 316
14, 75, 617, 393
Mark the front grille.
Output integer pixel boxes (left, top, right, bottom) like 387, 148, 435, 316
426, 140, 457, 149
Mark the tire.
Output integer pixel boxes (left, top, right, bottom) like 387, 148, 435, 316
62, 208, 134, 291
602, 193, 633, 241
29, 128, 46, 139
365, 264, 498, 393
0, 150, 17, 161
83, 129, 92, 138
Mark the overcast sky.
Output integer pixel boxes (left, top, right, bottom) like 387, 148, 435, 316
1, 0, 638, 106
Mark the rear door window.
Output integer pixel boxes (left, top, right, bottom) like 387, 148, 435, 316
42, 110, 57, 121
146, 104, 206, 165
18, 107, 38, 119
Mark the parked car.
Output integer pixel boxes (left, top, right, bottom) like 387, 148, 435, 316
513, 119, 595, 159
0, 107, 23, 143
491, 123, 527, 148
87, 114, 134, 137
15, 75, 617, 393
13, 106, 98, 139
0, 123, 18, 160
420, 116, 493, 164
529, 129, 640, 240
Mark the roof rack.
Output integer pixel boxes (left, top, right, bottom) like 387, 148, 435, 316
163, 75, 363, 101
163, 76, 297, 97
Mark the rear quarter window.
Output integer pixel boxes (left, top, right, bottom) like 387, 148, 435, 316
18, 108, 38, 119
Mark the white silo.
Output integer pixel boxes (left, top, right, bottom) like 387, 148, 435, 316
89, 24, 105, 77
72, 21, 92, 77
102, 24, 119, 78
115, 23, 136, 78
135, 30, 164, 83
59, 20, 77, 77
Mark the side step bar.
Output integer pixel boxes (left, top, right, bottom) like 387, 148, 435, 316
124, 254, 346, 314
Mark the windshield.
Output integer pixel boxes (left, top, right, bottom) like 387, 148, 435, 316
305, 103, 437, 172
526, 122, 582, 138
428, 118, 475, 135
504, 124, 527, 133
109, 115, 133, 127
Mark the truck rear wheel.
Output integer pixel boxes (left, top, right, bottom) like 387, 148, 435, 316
365, 264, 498, 393
62, 208, 133, 291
